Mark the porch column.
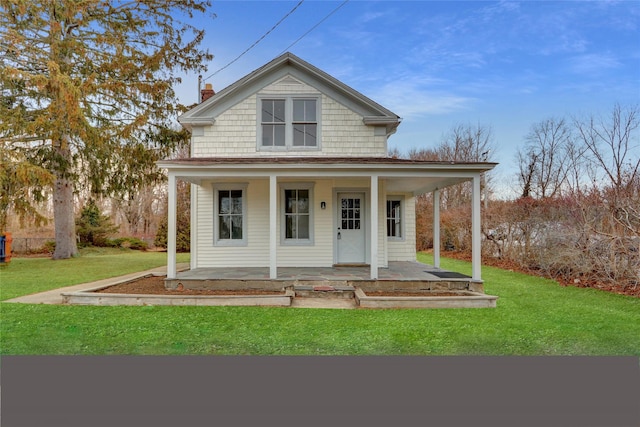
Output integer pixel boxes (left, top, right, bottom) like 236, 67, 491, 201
370, 175, 379, 279
433, 189, 441, 269
167, 173, 177, 279
472, 175, 481, 280
269, 175, 277, 279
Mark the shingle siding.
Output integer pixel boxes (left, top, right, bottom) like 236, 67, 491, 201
191, 76, 388, 158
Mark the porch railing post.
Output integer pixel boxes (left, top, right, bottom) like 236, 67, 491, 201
433, 189, 440, 269
472, 174, 481, 281
167, 173, 177, 279
269, 175, 277, 279
370, 175, 379, 280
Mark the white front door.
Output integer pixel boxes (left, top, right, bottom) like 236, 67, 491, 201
336, 192, 366, 264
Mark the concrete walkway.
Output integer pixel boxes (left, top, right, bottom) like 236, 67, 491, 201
4, 264, 190, 305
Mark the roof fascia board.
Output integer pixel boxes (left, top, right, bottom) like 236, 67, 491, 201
158, 167, 491, 179
167, 171, 481, 180
157, 160, 495, 174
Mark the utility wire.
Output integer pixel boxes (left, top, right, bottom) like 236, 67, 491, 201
203, 0, 305, 81
279, 0, 350, 55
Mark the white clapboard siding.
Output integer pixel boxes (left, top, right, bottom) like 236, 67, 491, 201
196, 179, 270, 268
195, 179, 346, 268
192, 178, 413, 268
276, 180, 334, 267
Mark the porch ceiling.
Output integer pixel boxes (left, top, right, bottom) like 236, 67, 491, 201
383, 176, 470, 195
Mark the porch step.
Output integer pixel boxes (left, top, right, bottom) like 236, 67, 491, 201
292, 284, 355, 299
290, 297, 357, 309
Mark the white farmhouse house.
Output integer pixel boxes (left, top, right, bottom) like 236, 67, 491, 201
159, 53, 496, 283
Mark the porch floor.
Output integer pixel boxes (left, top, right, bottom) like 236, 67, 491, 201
175, 261, 472, 282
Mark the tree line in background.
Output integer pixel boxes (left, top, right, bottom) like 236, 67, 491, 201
406, 104, 638, 294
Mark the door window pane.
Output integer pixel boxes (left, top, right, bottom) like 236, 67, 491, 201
341, 198, 362, 230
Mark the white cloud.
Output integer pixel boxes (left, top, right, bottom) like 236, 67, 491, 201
567, 53, 621, 75
359, 11, 386, 23
373, 78, 476, 118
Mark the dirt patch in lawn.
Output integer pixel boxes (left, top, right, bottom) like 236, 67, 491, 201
96, 276, 472, 298
96, 275, 284, 296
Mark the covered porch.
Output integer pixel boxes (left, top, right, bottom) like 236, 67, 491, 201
158, 157, 496, 283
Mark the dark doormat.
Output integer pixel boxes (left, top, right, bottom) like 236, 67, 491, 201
428, 271, 472, 279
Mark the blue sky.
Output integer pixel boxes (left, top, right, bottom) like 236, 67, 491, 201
174, 1, 640, 196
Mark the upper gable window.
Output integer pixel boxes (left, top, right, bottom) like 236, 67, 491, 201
259, 97, 320, 150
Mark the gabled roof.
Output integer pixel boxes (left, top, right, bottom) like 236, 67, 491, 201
178, 52, 401, 135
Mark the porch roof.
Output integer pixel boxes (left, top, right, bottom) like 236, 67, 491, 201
157, 156, 497, 195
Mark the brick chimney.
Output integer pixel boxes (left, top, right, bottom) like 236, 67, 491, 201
200, 83, 215, 102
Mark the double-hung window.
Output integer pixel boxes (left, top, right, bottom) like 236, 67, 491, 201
260, 97, 319, 150
214, 184, 247, 245
386, 197, 403, 239
281, 183, 314, 244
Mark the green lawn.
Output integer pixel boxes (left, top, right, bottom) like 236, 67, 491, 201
1, 251, 638, 355
0, 247, 190, 301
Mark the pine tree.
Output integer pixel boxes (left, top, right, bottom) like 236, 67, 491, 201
75, 198, 118, 247
0, 1, 213, 258
0, 147, 53, 232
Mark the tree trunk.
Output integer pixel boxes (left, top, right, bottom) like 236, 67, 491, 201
52, 145, 78, 259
